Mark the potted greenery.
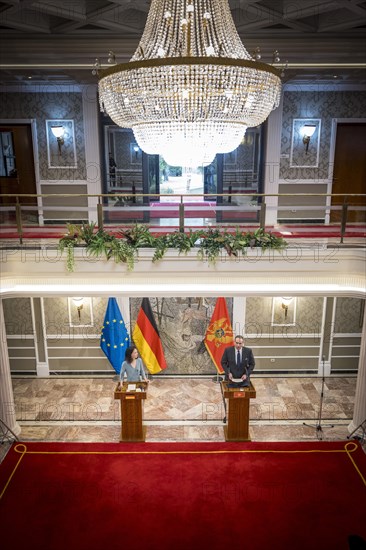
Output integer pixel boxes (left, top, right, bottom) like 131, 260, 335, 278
58, 223, 287, 272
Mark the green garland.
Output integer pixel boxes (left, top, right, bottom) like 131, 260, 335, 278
58, 223, 287, 272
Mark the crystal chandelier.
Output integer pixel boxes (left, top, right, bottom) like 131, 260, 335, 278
98, 0, 282, 167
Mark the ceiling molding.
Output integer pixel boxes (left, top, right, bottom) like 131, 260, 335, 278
0, 1, 365, 85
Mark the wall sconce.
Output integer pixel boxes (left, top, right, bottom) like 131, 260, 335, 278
300, 124, 317, 154
72, 297, 84, 320
133, 144, 140, 161
51, 125, 65, 156
281, 297, 293, 319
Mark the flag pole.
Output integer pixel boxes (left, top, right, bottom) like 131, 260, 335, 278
219, 377, 227, 424
212, 371, 223, 384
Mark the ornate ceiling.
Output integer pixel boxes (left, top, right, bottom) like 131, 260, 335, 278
0, 0, 365, 87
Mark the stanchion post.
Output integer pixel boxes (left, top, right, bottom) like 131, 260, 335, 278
179, 200, 185, 233
259, 200, 266, 229
340, 201, 348, 244
15, 196, 23, 245
97, 197, 104, 230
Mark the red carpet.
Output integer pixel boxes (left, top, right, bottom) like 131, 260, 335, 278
1, 441, 365, 550
105, 201, 216, 222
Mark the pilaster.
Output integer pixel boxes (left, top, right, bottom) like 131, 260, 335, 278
0, 299, 21, 436
263, 92, 284, 225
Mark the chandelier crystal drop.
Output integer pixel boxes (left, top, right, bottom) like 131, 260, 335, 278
98, 0, 282, 167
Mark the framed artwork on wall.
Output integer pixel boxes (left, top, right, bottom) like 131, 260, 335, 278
46, 119, 77, 169
290, 118, 321, 168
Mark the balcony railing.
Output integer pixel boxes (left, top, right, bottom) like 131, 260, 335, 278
0, 192, 365, 244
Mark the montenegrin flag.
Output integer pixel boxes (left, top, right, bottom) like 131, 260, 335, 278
132, 298, 167, 375
100, 298, 130, 374
204, 297, 234, 374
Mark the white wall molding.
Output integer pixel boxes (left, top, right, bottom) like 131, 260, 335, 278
283, 83, 366, 92
1, 248, 365, 298
40, 180, 88, 187
278, 179, 330, 185
1, 85, 84, 93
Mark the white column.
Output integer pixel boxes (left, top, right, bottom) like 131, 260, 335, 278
232, 297, 246, 338
82, 84, 102, 224
116, 296, 131, 336
31, 297, 50, 377
0, 299, 21, 436
263, 92, 284, 226
348, 307, 366, 436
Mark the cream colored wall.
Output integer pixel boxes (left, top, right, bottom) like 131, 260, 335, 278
3, 296, 364, 375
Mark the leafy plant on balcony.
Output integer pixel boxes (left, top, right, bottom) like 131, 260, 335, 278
58, 222, 98, 272
58, 223, 287, 272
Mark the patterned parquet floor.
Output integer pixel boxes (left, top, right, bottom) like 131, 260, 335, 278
4, 376, 361, 447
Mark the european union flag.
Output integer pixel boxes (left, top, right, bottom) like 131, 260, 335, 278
100, 298, 130, 374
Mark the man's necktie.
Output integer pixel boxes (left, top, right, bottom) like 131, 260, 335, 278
237, 351, 241, 366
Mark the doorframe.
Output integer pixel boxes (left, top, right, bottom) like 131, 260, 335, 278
327, 118, 366, 224
0, 118, 42, 224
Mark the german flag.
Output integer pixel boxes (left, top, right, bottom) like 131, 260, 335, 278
132, 298, 167, 374
204, 298, 234, 374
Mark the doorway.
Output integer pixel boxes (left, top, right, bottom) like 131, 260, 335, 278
331, 123, 366, 223
0, 125, 37, 222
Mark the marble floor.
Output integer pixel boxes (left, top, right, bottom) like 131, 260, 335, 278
2, 375, 364, 453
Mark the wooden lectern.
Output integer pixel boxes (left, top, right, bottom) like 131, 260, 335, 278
221, 381, 256, 442
114, 381, 148, 442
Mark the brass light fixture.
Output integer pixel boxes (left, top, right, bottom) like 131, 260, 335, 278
301, 124, 317, 154
97, 0, 282, 167
72, 297, 84, 320
281, 297, 293, 319
51, 126, 65, 156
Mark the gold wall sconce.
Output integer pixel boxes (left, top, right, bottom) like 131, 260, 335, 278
51, 125, 65, 156
281, 297, 293, 319
300, 124, 316, 154
72, 297, 84, 320
133, 144, 140, 160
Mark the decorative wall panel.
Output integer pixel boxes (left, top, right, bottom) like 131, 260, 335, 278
334, 298, 364, 333
0, 92, 86, 180
280, 91, 366, 181
3, 297, 33, 335
246, 296, 324, 336
44, 297, 107, 337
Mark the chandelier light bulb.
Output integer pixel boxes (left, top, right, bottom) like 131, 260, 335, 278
98, 0, 282, 167
107, 51, 116, 64
254, 47, 261, 61
273, 50, 280, 63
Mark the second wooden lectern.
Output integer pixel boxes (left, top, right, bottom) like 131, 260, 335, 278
114, 381, 148, 442
222, 381, 256, 442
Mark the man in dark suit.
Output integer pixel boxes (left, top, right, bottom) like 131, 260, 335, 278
221, 335, 255, 387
